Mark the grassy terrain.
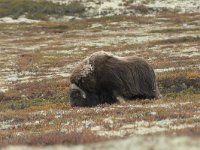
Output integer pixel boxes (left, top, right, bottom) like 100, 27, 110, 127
0, 10, 200, 146
0, 0, 85, 20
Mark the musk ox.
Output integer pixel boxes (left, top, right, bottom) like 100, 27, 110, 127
69, 51, 160, 107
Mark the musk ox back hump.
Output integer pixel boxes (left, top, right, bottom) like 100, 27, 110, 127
96, 55, 158, 98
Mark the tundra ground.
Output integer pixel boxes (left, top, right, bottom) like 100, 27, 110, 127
0, 10, 200, 148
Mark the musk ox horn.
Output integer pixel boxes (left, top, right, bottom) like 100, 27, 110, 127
70, 84, 86, 99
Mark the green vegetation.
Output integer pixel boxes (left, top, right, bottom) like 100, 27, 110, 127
158, 77, 200, 97
142, 0, 156, 4
157, 69, 200, 97
0, 96, 67, 111
151, 36, 200, 45
0, 0, 85, 20
149, 28, 200, 33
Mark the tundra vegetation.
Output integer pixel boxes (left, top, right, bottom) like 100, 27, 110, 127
0, 0, 85, 20
0, 0, 200, 147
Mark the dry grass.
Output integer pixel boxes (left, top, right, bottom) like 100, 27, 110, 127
157, 12, 200, 24
164, 126, 200, 137
0, 130, 117, 147
149, 28, 200, 33
151, 36, 200, 45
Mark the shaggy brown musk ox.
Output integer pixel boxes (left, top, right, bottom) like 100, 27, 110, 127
69, 51, 160, 107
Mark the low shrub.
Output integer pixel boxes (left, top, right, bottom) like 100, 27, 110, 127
158, 76, 200, 96
0, 130, 114, 146
64, 1, 85, 15
0, 91, 4, 100
1, 77, 69, 102
128, 4, 152, 14
0, 0, 85, 20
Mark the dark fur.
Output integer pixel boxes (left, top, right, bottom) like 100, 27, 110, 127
69, 52, 160, 107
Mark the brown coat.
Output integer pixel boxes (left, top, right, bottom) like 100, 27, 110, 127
69, 51, 160, 107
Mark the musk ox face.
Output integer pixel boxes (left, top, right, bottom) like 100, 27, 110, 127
69, 84, 99, 107
69, 51, 160, 107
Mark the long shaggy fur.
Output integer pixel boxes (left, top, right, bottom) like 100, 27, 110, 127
69, 51, 160, 107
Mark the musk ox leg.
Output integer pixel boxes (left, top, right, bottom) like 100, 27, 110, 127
155, 83, 162, 99
113, 91, 126, 103
116, 96, 126, 103
99, 91, 117, 104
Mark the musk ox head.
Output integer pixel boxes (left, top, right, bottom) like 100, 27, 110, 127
69, 83, 99, 107
69, 51, 160, 107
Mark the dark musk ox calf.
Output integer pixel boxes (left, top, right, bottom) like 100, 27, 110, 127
69, 51, 160, 107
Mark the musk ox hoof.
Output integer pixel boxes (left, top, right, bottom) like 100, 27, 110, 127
69, 51, 160, 107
